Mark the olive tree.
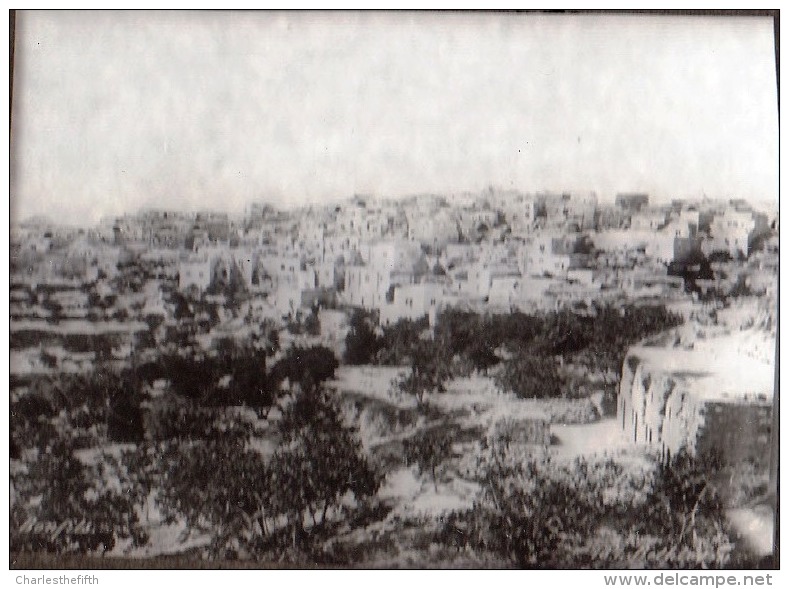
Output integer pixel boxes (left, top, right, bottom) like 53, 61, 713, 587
395, 339, 451, 408
268, 387, 380, 550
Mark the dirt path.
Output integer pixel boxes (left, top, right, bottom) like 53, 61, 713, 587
550, 417, 629, 459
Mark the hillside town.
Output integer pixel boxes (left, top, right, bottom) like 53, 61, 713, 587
10, 190, 778, 345
10, 188, 778, 568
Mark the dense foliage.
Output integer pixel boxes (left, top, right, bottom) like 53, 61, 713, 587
154, 436, 273, 558
402, 425, 456, 491
343, 304, 683, 399
269, 387, 381, 548
438, 448, 733, 568
343, 309, 381, 365
160, 338, 273, 409
10, 335, 358, 560
271, 345, 339, 390
11, 369, 144, 448
150, 385, 379, 560
376, 316, 430, 365
494, 352, 562, 399
11, 438, 148, 555
394, 339, 452, 408
10, 299, 688, 564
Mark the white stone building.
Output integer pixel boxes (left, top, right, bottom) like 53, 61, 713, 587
178, 257, 214, 293
379, 282, 445, 326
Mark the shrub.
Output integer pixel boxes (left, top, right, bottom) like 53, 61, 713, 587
343, 310, 381, 365
304, 308, 321, 336
106, 383, 144, 443
144, 395, 254, 442
271, 345, 339, 391
11, 438, 148, 555
403, 425, 456, 491
495, 352, 562, 399
376, 317, 429, 365
464, 340, 499, 374
436, 449, 733, 568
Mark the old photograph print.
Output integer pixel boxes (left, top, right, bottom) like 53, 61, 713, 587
8, 11, 779, 569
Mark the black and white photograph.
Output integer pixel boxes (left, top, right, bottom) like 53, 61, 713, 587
7, 9, 779, 572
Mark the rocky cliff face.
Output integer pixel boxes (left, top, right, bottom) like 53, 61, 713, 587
617, 321, 774, 466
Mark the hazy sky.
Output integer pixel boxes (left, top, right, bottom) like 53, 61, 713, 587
10, 11, 779, 225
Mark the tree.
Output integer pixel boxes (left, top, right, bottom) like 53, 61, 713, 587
481, 311, 545, 352
565, 451, 732, 569
11, 438, 148, 554
112, 308, 130, 322
258, 320, 281, 356
377, 316, 430, 365
170, 292, 192, 321
134, 328, 157, 350
434, 309, 481, 356
395, 339, 451, 408
230, 353, 275, 413
213, 337, 274, 410
286, 311, 305, 335
39, 349, 58, 369
160, 353, 218, 404
536, 309, 593, 356
447, 452, 607, 567
465, 340, 499, 374
575, 303, 684, 395
403, 426, 455, 491
42, 299, 63, 324
10, 384, 60, 451
728, 275, 754, 298
158, 340, 278, 412
343, 309, 381, 365
436, 450, 733, 569
575, 341, 622, 392
271, 345, 339, 391
144, 394, 255, 442
708, 250, 733, 264
304, 307, 321, 336
14, 369, 145, 447
142, 313, 165, 333
106, 375, 145, 443
155, 437, 272, 559
495, 351, 562, 399
268, 387, 380, 551
639, 451, 726, 552
10, 435, 21, 460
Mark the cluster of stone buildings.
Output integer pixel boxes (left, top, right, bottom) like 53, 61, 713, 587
9, 189, 777, 377
13, 193, 776, 323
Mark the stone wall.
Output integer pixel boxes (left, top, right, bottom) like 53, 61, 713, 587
695, 402, 772, 468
